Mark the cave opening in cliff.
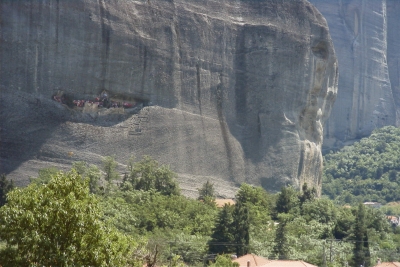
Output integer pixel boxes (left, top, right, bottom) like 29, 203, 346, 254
52, 90, 148, 112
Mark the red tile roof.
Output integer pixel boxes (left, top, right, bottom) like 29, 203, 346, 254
374, 262, 400, 267
262, 260, 318, 267
232, 254, 318, 267
233, 254, 270, 266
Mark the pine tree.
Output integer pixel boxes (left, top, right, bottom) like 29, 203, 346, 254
275, 186, 299, 215
273, 214, 290, 260
209, 204, 236, 255
352, 203, 370, 267
198, 180, 215, 201
234, 202, 250, 257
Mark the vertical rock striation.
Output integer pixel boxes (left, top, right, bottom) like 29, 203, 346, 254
387, 0, 400, 122
309, 0, 400, 149
0, 0, 337, 194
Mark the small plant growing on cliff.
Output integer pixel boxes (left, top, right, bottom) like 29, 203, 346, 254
198, 179, 215, 201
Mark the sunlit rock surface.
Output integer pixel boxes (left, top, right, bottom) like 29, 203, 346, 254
0, 0, 337, 195
309, 0, 400, 150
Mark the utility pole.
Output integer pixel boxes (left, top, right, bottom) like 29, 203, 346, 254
169, 242, 171, 267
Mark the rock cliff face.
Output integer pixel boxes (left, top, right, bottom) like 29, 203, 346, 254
309, 0, 400, 149
0, 0, 337, 195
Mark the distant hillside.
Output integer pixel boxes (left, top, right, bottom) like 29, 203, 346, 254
323, 126, 400, 204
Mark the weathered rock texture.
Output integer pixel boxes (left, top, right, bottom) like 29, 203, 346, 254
0, 0, 337, 195
309, 0, 400, 149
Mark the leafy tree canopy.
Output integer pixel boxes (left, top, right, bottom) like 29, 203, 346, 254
29, 166, 59, 185
122, 156, 180, 196
102, 155, 120, 183
102, 189, 216, 236
73, 161, 102, 194
208, 254, 239, 267
323, 126, 400, 204
275, 186, 300, 216
0, 170, 139, 267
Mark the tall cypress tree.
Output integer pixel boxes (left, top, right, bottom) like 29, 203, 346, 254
209, 204, 236, 255
273, 214, 289, 260
353, 203, 370, 267
234, 202, 250, 257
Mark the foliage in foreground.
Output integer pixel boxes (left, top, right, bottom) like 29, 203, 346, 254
0, 170, 141, 267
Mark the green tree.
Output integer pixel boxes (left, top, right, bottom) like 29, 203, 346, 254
0, 170, 138, 266
0, 174, 14, 207
86, 164, 102, 194
352, 203, 371, 267
29, 167, 59, 185
301, 198, 337, 224
72, 161, 101, 194
198, 180, 215, 201
234, 202, 250, 257
275, 186, 300, 215
122, 156, 180, 196
273, 214, 290, 260
209, 204, 236, 255
102, 155, 119, 184
322, 126, 400, 204
235, 183, 270, 208
72, 161, 87, 175
233, 184, 274, 257
299, 183, 317, 206
235, 183, 271, 227
208, 254, 239, 267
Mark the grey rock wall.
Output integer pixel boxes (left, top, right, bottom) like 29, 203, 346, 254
0, 0, 337, 194
387, 0, 400, 119
309, 0, 400, 149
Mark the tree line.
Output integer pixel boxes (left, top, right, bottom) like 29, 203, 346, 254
323, 126, 400, 205
0, 155, 399, 266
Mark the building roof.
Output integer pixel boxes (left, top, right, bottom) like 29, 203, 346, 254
232, 254, 318, 267
233, 254, 270, 267
215, 198, 236, 207
374, 262, 400, 267
262, 260, 318, 267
